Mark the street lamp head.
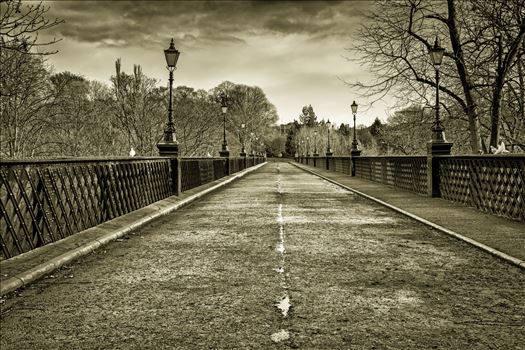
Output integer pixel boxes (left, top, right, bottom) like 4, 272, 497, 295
351, 101, 358, 115
220, 92, 228, 114
429, 36, 445, 69
314, 130, 317, 135
241, 123, 245, 129
164, 38, 180, 70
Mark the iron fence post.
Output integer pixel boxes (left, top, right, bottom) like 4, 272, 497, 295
427, 142, 452, 197
350, 149, 362, 176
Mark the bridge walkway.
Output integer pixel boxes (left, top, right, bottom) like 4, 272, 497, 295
293, 162, 525, 263
1, 162, 524, 349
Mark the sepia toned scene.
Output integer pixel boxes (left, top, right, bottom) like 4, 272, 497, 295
1, 0, 524, 349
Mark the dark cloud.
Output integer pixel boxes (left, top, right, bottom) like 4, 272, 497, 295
263, 18, 327, 35
46, 1, 373, 48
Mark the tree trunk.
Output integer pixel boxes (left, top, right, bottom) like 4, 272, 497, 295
447, 0, 482, 153
489, 23, 525, 148
490, 35, 504, 148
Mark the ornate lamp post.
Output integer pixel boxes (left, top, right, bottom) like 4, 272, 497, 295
157, 38, 181, 156
306, 136, 310, 157
240, 123, 246, 157
427, 36, 453, 197
326, 121, 333, 156
313, 130, 319, 156
249, 132, 255, 156
350, 100, 362, 176
429, 37, 446, 143
219, 92, 230, 157
350, 101, 359, 151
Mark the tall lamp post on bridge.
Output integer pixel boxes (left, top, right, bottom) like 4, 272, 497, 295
427, 36, 453, 196
350, 100, 362, 176
306, 136, 311, 157
249, 132, 255, 156
429, 37, 447, 144
326, 121, 333, 156
240, 123, 246, 157
350, 101, 360, 152
313, 130, 319, 156
219, 92, 230, 158
157, 38, 181, 156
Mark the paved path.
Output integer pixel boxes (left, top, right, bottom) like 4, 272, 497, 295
293, 161, 525, 262
1, 162, 524, 349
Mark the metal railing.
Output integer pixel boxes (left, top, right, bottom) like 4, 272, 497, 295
354, 156, 428, 195
0, 156, 266, 260
296, 154, 524, 221
438, 155, 524, 221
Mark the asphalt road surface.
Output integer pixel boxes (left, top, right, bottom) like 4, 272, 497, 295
1, 162, 524, 349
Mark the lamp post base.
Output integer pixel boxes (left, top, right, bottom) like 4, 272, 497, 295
219, 150, 230, 157
326, 150, 333, 157
157, 141, 179, 157
427, 141, 453, 197
240, 151, 247, 157
431, 127, 447, 143
350, 149, 361, 177
427, 141, 453, 155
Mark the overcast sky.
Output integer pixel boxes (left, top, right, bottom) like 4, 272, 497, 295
42, 0, 394, 126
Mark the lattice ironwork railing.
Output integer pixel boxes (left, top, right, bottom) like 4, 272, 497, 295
255, 157, 265, 166
316, 157, 326, 170
0, 158, 172, 260
332, 157, 351, 174
439, 156, 525, 221
354, 157, 428, 195
1, 156, 267, 260
296, 155, 523, 221
180, 158, 227, 192
327, 157, 335, 171
229, 157, 246, 174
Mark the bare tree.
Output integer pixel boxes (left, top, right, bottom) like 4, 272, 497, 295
0, 0, 62, 52
111, 59, 165, 155
212, 81, 279, 153
172, 86, 221, 156
347, 0, 525, 153
0, 51, 61, 157
0, 0, 63, 84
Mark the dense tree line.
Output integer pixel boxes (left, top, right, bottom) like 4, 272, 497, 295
0, 0, 278, 159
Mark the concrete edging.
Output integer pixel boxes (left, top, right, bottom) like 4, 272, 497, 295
0, 162, 267, 296
291, 162, 525, 270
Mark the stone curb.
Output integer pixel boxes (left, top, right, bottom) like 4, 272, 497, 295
291, 162, 525, 270
0, 162, 267, 297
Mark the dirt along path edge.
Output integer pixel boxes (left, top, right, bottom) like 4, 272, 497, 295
290, 161, 525, 270
0, 162, 268, 297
